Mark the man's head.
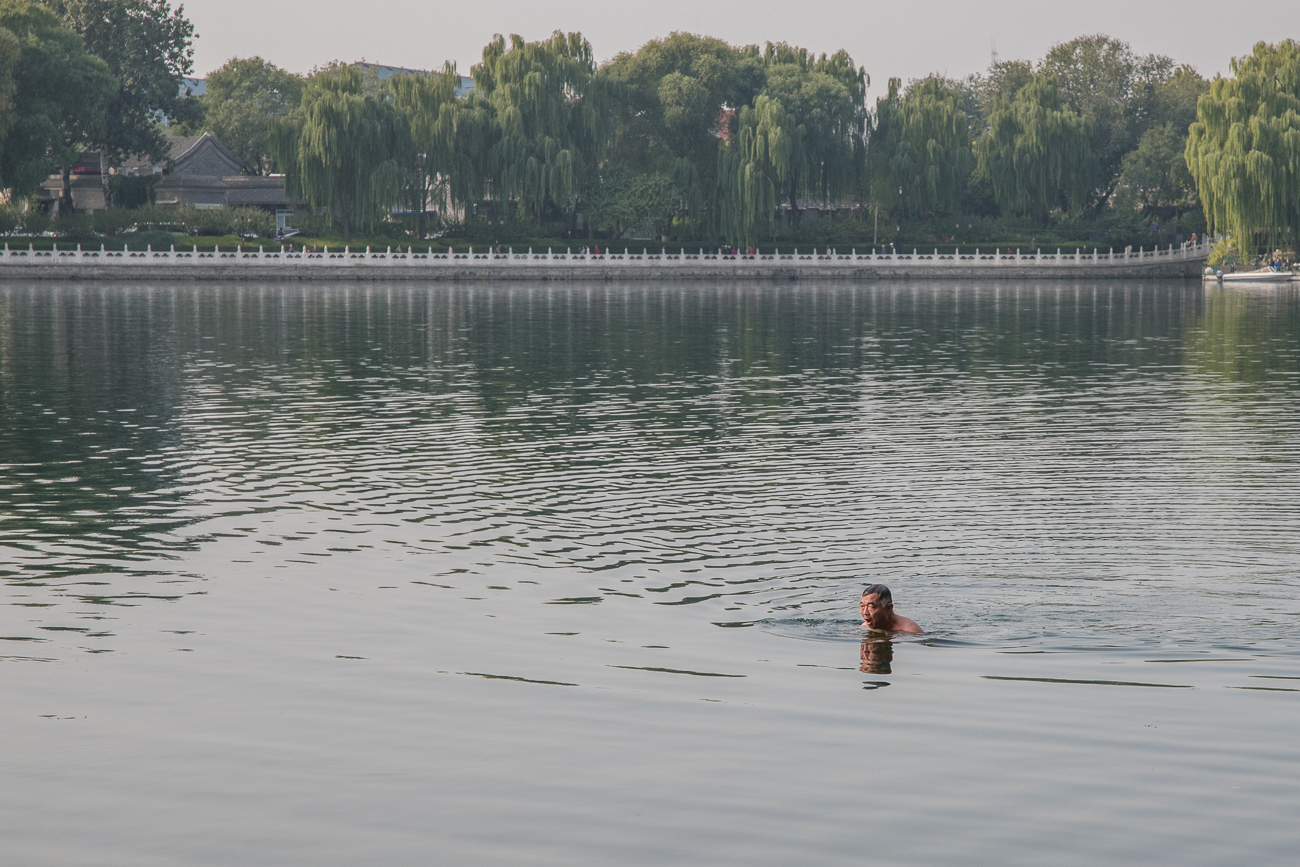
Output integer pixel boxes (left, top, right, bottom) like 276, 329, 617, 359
860, 584, 894, 629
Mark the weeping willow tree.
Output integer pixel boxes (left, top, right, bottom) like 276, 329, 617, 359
472, 31, 604, 225
974, 74, 1097, 223
439, 92, 497, 224
761, 42, 869, 210
389, 63, 466, 238
868, 76, 971, 218
271, 64, 408, 238
1185, 40, 1300, 257
718, 95, 796, 246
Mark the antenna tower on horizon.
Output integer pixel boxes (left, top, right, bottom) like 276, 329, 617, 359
991, 38, 999, 68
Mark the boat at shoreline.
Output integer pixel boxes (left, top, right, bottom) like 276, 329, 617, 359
1204, 265, 1299, 283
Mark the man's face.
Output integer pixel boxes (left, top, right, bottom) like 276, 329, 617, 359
860, 593, 891, 629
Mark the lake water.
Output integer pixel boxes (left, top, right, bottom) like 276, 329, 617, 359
2, 279, 1298, 866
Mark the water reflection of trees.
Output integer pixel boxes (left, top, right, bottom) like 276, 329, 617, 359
1186, 287, 1300, 385
3, 280, 1296, 580
455, 281, 1224, 444
0, 286, 188, 570
6, 282, 1293, 465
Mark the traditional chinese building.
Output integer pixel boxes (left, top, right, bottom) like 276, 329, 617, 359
39, 133, 292, 227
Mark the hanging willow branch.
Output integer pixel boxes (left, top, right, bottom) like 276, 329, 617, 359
762, 43, 868, 210
270, 64, 408, 239
974, 74, 1097, 223
388, 63, 464, 237
1185, 39, 1300, 256
718, 94, 797, 246
472, 31, 605, 224
869, 76, 971, 218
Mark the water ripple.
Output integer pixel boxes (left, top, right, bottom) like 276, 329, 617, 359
2, 281, 1299, 658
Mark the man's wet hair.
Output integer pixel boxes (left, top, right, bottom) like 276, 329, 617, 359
861, 584, 892, 604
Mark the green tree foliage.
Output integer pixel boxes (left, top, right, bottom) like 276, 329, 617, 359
966, 38, 1207, 215
472, 31, 603, 224
54, 0, 194, 207
1116, 65, 1208, 214
1151, 65, 1209, 130
389, 63, 474, 237
600, 32, 765, 230
585, 164, 678, 240
271, 64, 408, 239
0, 0, 113, 199
1119, 121, 1195, 212
0, 26, 17, 138
131, 28, 1235, 246
972, 60, 1034, 123
869, 76, 971, 218
165, 74, 205, 132
1038, 34, 1181, 206
760, 43, 868, 210
718, 94, 794, 246
974, 74, 1097, 223
441, 92, 496, 222
1185, 40, 1300, 254
202, 56, 303, 175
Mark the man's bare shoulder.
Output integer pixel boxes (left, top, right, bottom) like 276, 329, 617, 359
892, 615, 923, 634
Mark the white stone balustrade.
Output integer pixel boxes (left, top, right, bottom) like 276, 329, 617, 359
0, 239, 1214, 270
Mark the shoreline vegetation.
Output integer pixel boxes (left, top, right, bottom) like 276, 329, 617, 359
0, 3, 1296, 262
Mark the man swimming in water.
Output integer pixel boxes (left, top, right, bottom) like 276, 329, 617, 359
860, 584, 923, 634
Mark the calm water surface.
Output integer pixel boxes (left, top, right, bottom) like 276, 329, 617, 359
2, 279, 1298, 865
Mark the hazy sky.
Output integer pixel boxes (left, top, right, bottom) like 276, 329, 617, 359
186, 0, 1287, 94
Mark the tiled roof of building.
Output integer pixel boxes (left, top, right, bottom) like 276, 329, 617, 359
167, 135, 207, 160
223, 175, 289, 206
119, 136, 203, 170
118, 133, 242, 173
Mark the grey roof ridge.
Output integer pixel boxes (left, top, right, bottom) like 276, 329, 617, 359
172, 132, 243, 168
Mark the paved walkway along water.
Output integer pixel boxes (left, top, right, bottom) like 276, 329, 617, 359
0, 238, 1212, 281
